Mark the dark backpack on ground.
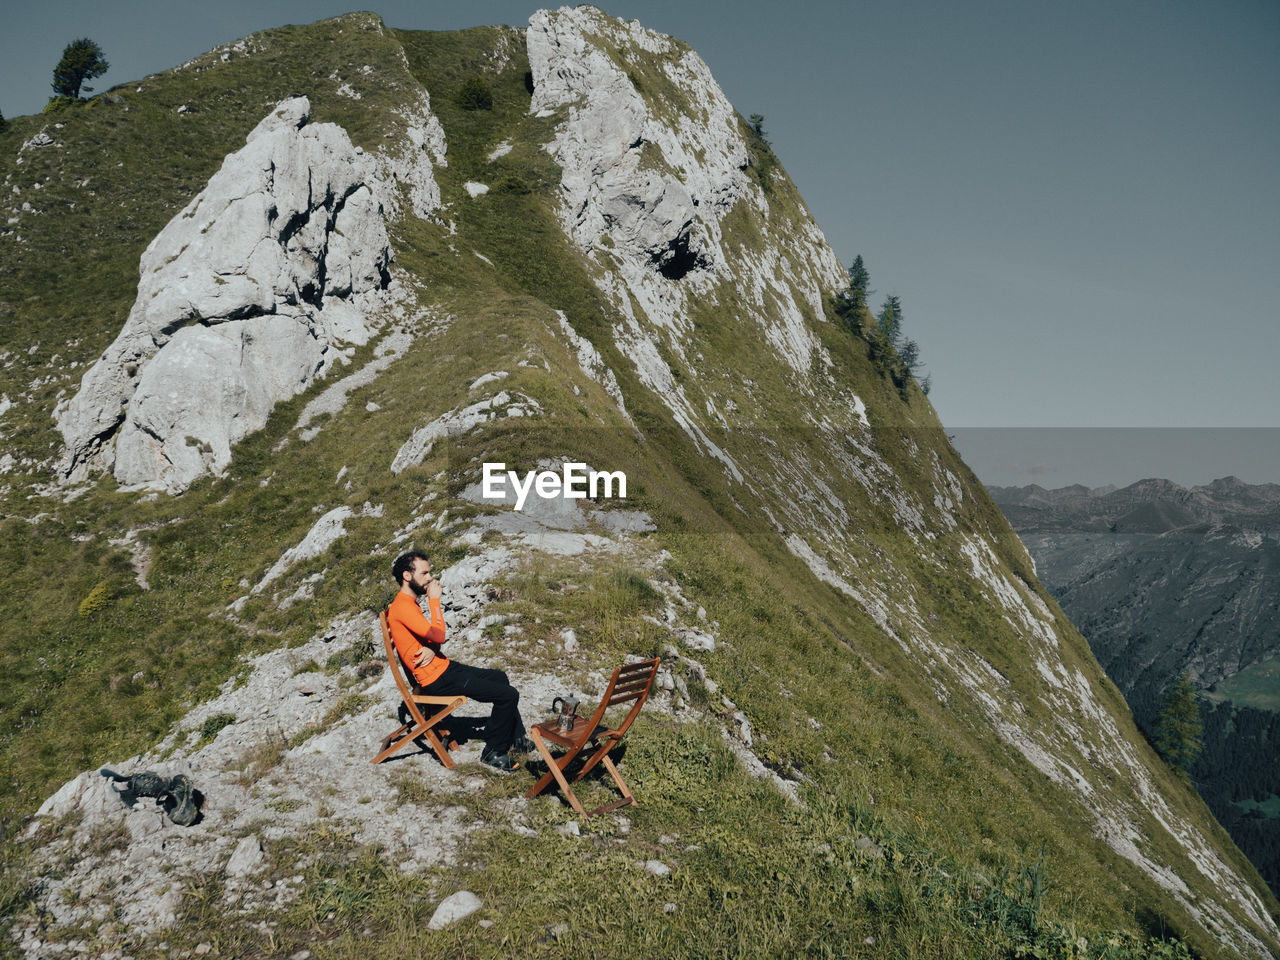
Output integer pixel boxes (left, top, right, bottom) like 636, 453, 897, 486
100, 768, 200, 826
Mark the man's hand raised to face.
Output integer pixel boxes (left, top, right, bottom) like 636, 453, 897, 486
412, 578, 444, 668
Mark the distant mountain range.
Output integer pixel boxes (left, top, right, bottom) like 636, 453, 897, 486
992, 476, 1280, 537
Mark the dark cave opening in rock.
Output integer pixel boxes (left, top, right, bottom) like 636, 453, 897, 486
653, 231, 708, 281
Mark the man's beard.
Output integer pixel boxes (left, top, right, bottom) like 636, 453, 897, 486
409, 579, 427, 597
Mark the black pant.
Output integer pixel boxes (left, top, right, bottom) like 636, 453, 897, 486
419, 662, 525, 756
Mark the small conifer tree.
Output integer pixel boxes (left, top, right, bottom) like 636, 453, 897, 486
1154, 671, 1203, 777
833, 255, 871, 334
877, 296, 902, 348
898, 337, 920, 371
847, 255, 870, 308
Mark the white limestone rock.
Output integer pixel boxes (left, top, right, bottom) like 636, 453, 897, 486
680, 628, 715, 653
33, 769, 120, 826
22, 130, 55, 150
150, 886, 184, 927
390, 392, 543, 475
468, 371, 508, 390
53, 96, 440, 493
252, 506, 353, 594
113, 316, 329, 491
428, 890, 483, 930
225, 835, 265, 878
527, 9, 722, 278
560, 627, 579, 653
554, 310, 632, 426
292, 326, 420, 442
372, 87, 448, 221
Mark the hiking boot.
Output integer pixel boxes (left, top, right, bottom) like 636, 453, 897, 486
481, 750, 520, 772
511, 735, 535, 754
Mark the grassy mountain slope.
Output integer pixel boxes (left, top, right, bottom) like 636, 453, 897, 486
1, 11, 1277, 959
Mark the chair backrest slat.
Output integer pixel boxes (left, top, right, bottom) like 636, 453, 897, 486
579, 668, 619, 735
615, 670, 651, 685
571, 657, 661, 741
608, 678, 652, 704
601, 658, 661, 734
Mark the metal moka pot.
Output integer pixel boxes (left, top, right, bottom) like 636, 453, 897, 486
551, 695, 580, 732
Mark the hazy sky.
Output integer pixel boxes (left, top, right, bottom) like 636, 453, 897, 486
3, 1, 1278, 486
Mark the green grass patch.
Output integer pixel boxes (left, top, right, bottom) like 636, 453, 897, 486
1205, 656, 1280, 712
197, 713, 236, 747
1233, 795, 1280, 819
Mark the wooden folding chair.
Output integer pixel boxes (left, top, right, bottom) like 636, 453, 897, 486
524, 657, 661, 815
371, 610, 467, 767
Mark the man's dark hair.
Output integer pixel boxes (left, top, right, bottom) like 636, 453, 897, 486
392, 550, 429, 585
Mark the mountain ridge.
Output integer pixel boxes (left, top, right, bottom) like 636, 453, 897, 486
991, 477, 1280, 535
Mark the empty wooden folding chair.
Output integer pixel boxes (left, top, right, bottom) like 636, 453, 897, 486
525, 657, 661, 815
371, 610, 467, 767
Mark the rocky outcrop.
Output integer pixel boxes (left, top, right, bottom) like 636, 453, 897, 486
526, 6, 845, 314
525, 8, 846, 481
528, 11, 727, 279
55, 96, 439, 494
554, 310, 632, 426
390, 391, 543, 476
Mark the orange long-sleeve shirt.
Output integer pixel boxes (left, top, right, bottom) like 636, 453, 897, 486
387, 591, 449, 687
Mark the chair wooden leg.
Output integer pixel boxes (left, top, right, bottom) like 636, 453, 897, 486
423, 729, 455, 769
372, 724, 457, 768
523, 730, 563, 798
371, 699, 463, 768
585, 754, 636, 815
371, 721, 427, 764
378, 721, 413, 753
572, 737, 617, 784
524, 729, 586, 815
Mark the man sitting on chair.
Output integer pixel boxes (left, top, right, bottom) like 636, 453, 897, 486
387, 550, 528, 771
